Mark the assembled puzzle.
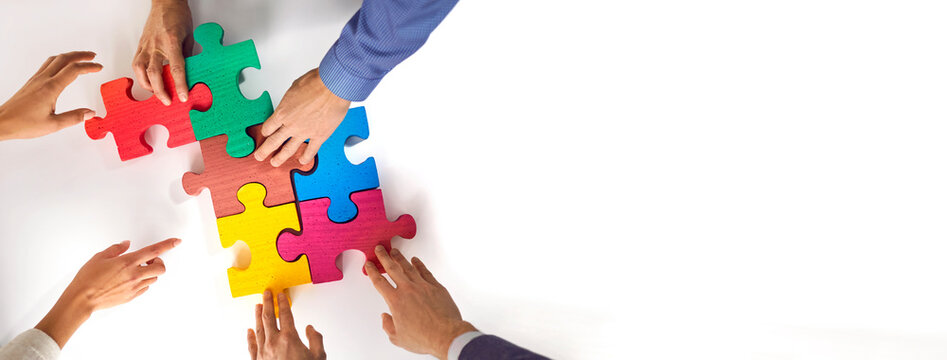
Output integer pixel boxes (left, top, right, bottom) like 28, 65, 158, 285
85, 22, 416, 311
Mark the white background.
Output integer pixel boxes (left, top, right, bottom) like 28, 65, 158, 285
1, 0, 947, 359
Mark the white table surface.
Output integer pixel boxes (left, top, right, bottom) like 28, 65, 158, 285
2, 0, 947, 359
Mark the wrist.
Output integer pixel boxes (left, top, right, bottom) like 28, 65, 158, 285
435, 321, 477, 360
0, 105, 14, 141
152, 0, 187, 6
35, 288, 94, 349
314, 68, 352, 107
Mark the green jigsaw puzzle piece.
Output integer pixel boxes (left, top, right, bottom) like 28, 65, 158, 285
186, 22, 273, 158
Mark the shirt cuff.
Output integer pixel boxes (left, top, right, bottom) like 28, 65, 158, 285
447, 331, 483, 360
0, 329, 61, 360
318, 46, 382, 102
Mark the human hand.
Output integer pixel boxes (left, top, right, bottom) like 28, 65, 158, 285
0, 51, 103, 141
34, 238, 181, 348
365, 246, 476, 360
133, 0, 192, 106
247, 290, 327, 360
252, 68, 351, 167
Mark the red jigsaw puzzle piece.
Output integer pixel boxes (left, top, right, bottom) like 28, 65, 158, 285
85, 65, 212, 161
182, 125, 314, 218
277, 189, 416, 284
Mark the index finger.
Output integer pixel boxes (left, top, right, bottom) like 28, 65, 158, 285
124, 238, 181, 265
365, 261, 395, 300
167, 50, 188, 102
374, 245, 410, 286
51, 62, 103, 93
43, 51, 96, 77
262, 290, 279, 337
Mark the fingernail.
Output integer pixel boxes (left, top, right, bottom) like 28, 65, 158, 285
120, 240, 130, 246
264, 290, 271, 299
82, 111, 95, 121
391, 248, 401, 256
172, 238, 182, 246
375, 245, 385, 252
277, 292, 285, 300
179, 92, 188, 102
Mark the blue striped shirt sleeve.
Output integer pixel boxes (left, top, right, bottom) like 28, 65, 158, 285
319, 0, 459, 101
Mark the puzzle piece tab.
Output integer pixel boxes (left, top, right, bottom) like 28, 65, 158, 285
293, 106, 379, 223
182, 125, 314, 218
85, 65, 212, 161
217, 183, 311, 312
277, 189, 416, 284
186, 22, 273, 158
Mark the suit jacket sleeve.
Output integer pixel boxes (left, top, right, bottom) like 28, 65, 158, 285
458, 334, 550, 360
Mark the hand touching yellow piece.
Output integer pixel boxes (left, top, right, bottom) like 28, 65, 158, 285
247, 290, 327, 360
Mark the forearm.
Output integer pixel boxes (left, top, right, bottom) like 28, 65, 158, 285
455, 333, 549, 360
319, 0, 459, 101
34, 288, 93, 349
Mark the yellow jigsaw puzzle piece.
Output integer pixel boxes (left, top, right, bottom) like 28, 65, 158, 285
217, 183, 311, 313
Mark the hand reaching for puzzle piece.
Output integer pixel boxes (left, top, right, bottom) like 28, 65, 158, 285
0, 51, 102, 141
247, 290, 327, 360
34, 238, 181, 349
253, 68, 351, 167
366, 246, 476, 360
134, 0, 193, 106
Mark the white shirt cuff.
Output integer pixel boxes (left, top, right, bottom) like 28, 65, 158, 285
447, 331, 483, 360
0, 328, 61, 360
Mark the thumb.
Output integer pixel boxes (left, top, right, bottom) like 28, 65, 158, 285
53, 108, 95, 130
306, 325, 324, 353
381, 313, 396, 337
99, 240, 131, 258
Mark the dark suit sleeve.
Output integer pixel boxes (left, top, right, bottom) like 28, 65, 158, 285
459, 335, 550, 360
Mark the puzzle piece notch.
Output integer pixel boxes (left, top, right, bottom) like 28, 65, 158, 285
292, 106, 380, 223
182, 125, 315, 218
185, 22, 273, 158
85, 65, 212, 161
277, 189, 416, 284
217, 183, 312, 314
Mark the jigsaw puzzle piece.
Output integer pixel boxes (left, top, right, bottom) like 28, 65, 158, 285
277, 189, 416, 284
185, 22, 273, 158
292, 106, 380, 223
182, 125, 314, 218
217, 183, 312, 313
85, 65, 212, 161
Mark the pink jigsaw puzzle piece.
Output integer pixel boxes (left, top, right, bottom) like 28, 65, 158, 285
276, 189, 417, 284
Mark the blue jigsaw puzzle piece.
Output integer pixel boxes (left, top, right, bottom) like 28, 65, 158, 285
292, 106, 380, 223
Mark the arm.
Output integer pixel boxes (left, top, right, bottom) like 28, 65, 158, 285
0, 52, 102, 141
364, 246, 548, 360
133, 0, 192, 106
252, 0, 459, 167
0, 238, 179, 357
455, 334, 550, 360
319, 0, 460, 102
0, 329, 60, 360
